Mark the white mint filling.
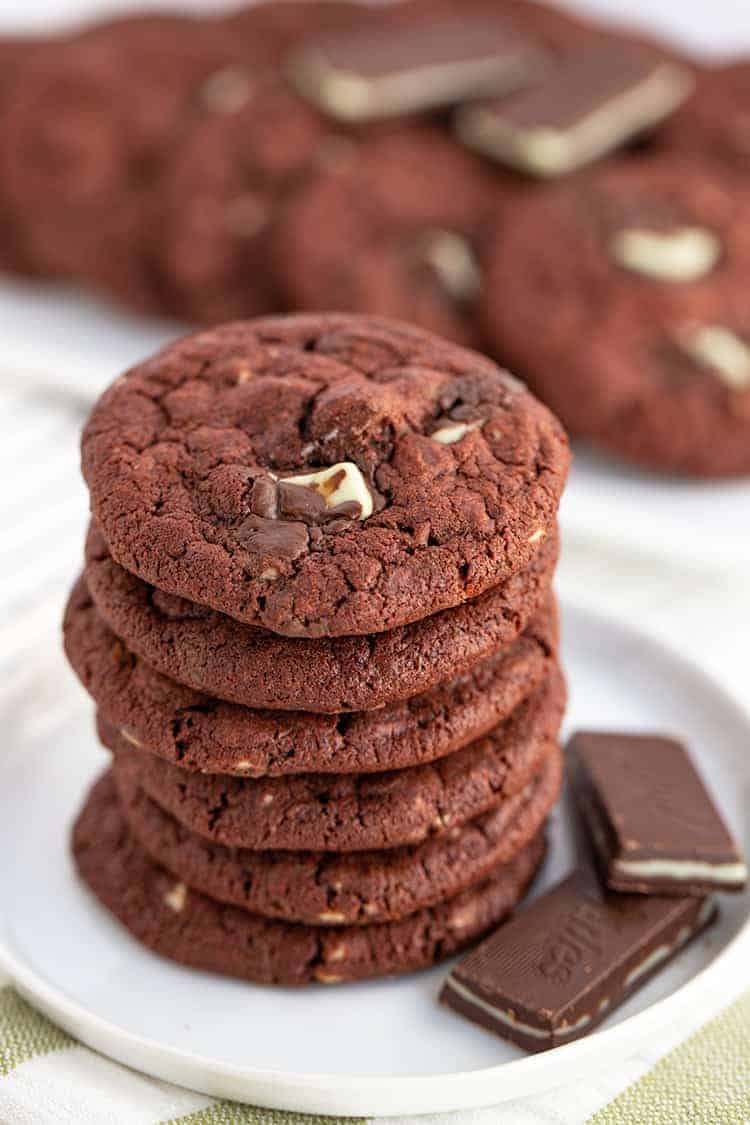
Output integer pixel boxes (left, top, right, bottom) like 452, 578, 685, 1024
456, 62, 693, 176
624, 944, 671, 988
290, 49, 535, 122
611, 226, 721, 282
444, 977, 591, 1040
677, 324, 750, 391
283, 461, 373, 519
697, 897, 718, 927
624, 899, 715, 988
614, 856, 747, 884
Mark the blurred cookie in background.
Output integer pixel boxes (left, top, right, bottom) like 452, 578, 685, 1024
480, 156, 750, 476
149, 1, 406, 323
0, 35, 45, 274
0, 11, 272, 306
273, 126, 503, 348
149, 72, 342, 323
662, 62, 750, 168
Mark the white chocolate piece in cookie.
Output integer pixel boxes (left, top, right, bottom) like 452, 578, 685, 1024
283, 462, 373, 519
678, 324, 750, 390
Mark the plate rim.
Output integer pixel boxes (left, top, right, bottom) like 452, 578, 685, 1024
1, 600, 749, 1118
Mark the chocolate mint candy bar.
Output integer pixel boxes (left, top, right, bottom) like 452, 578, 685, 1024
440, 870, 716, 1052
569, 731, 747, 895
456, 46, 693, 176
286, 18, 546, 122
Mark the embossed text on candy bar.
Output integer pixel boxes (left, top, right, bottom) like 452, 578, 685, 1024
537, 899, 606, 984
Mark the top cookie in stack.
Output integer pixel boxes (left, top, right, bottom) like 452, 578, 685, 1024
80, 313, 567, 637
66, 313, 570, 985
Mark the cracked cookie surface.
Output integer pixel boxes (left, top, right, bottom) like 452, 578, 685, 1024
73, 770, 545, 985
104, 665, 565, 852
65, 575, 557, 775
81, 314, 569, 636
83, 521, 558, 711
115, 743, 561, 925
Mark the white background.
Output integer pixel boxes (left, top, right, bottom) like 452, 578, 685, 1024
0, 0, 747, 58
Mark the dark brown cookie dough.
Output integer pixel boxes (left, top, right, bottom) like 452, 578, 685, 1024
273, 126, 502, 349
81, 315, 569, 637
0, 36, 46, 275
104, 665, 565, 852
0, 14, 260, 298
662, 63, 750, 170
116, 744, 561, 925
150, 1, 395, 323
149, 79, 334, 324
83, 520, 557, 712
481, 157, 750, 476
65, 575, 557, 775
73, 770, 546, 985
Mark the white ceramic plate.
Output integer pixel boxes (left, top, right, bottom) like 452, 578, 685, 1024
1, 603, 748, 1118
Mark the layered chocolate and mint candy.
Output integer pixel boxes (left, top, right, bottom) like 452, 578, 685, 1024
456, 45, 693, 177
441, 867, 717, 1051
569, 731, 747, 896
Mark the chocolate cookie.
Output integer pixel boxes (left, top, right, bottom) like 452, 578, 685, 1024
84, 521, 557, 712
150, 0, 392, 323
104, 665, 565, 852
149, 79, 333, 323
81, 314, 569, 636
273, 127, 501, 349
663, 64, 750, 170
115, 744, 561, 925
481, 157, 750, 476
73, 771, 546, 985
0, 36, 44, 274
65, 575, 557, 775
0, 14, 265, 295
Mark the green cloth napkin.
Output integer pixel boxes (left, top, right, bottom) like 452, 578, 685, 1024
2, 982, 749, 1123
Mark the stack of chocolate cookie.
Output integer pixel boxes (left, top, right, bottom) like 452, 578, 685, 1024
64, 313, 570, 985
